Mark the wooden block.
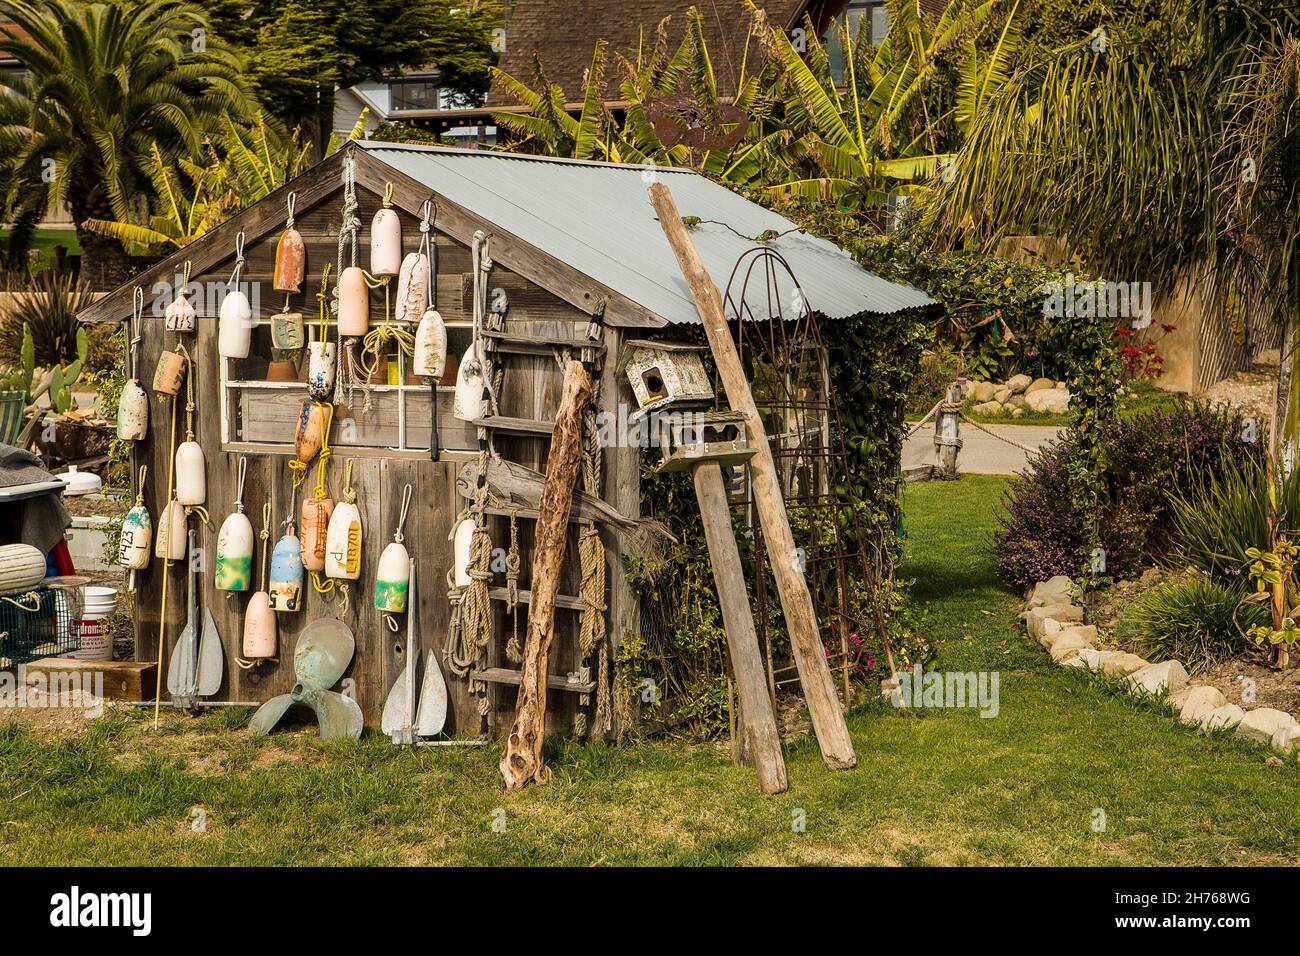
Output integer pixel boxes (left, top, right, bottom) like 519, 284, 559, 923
23, 658, 158, 701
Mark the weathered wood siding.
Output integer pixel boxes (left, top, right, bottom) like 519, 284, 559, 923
128, 182, 639, 736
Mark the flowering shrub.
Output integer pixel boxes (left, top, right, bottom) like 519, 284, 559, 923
997, 402, 1261, 588
1116, 322, 1177, 380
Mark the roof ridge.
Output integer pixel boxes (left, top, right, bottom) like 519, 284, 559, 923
355, 140, 700, 175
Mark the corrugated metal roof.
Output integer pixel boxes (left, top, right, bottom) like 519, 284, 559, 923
357, 142, 936, 325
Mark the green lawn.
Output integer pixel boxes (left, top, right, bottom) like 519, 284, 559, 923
0, 227, 80, 273
1, 476, 1297, 865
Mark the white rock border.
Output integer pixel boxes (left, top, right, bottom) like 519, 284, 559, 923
1022, 575, 1300, 756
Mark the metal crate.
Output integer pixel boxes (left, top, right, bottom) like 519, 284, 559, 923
0, 586, 80, 668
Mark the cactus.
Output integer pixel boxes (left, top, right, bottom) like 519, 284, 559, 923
30, 324, 86, 413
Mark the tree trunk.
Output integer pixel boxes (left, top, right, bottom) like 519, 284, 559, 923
68, 182, 131, 291
499, 360, 592, 789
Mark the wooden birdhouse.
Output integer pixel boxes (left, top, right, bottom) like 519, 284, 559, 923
623, 340, 713, 417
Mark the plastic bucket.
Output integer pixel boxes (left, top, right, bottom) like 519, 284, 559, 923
68, 586, 117, 660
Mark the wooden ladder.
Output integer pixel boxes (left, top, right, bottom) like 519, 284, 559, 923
465, 296, 609, 715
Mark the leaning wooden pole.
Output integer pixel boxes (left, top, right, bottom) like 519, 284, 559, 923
500, 360, 592, 789
693, 460, 789, 793
649, 182, 857, 770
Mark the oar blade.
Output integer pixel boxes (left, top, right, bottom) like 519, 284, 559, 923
166, 623, 196, 697
196, 609, 224, 697
381, 656, 416, 737
414, 650, 448, 737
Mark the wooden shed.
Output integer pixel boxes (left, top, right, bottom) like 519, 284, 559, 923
78, 141, 933, 739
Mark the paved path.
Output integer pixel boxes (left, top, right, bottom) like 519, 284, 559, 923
903, 422, 1064, 476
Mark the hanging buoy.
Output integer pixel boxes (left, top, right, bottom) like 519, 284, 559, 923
294, 401, 325, 465
395, 253, 428, 322
152, 349, 186, 397
272, 311, 305, 352
219, 231, 252, 358
274, 221, 305, 294
118, 467, 152, 580
452, 342, 485, 421
274, 193, 304, 293
119, 504, 152, 570
374, 483, 413, 613
326, 503, 362, 580
326, 459, 362, 581
243, 502, 277, 659
117, 378, 148, 440
165, 292, 195, 333
307, 341, 337, 402
269, 524, 304, 612
413, 309, 447, 379
375, 541, 410, 612
215, 458, 252, 591
338, 266, 369, 337
174, 440, 205, 506
371, 197, 402, 278
300, 496, 334, 572
216, 512, 254, 592
243, 592, 276, 659
218, 289, 252, 359
452, 517, 475, 587
119, 290, 149, 439
155, 499, 187, 561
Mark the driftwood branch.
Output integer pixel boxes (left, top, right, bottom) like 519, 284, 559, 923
499, 360, 593, 789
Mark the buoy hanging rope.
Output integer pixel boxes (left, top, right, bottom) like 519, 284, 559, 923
259, 500, 272, 593
234, 455, 247, 513
130, 287, 143, 379
228, 231, 246, 289
419, 199, 436, 302
308, 421, 336, 597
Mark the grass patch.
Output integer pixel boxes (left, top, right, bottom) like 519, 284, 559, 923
0, 228, 81, 275
1, 477, 1296, 865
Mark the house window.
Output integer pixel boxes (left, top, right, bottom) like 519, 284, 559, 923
823, 1, 889, 85
220, 305, 477, 457
389, 77, 444, 112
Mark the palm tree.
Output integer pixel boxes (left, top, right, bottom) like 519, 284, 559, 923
924, 3, 1300, 445
0, 0, 252, 287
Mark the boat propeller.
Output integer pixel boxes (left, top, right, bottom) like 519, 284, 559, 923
249, 619, 363, 741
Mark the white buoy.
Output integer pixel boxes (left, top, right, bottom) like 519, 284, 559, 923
338, 266, 369, 337
374, 483, 412, 613
452, 342, 485, 421
118, 504, 152, 571
371, 207, 402, 278
395, 253, 428, 322
119, 288, 149, 440
116, 379, 148, 440
174, 440, 205, 506
325, 501, 362, 580
374, 541, 410, 613
218, 288, 252, 359
215, 511, 254, 592
452, 517, 475, 587
413, 309, 447, 379
307, 341, 337, 402
155, 500, 187, 561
